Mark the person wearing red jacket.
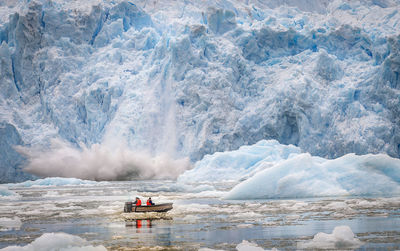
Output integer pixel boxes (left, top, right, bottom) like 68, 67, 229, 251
146, 197, 155, 206
135, 197, 142, 206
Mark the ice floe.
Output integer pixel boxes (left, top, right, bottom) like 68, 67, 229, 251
297, 225, 364, 249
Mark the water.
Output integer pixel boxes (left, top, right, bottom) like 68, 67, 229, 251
0, 181, 399, 250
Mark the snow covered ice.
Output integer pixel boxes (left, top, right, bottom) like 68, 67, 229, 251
0, 0, 400, 182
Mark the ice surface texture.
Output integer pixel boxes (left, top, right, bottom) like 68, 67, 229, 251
181, 139, 400, 199
178, 140, 301, 182
226, 151, 400, 199
0, 0, 400, 182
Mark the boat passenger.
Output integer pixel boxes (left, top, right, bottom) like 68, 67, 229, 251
135, 197, 142, 206
147, 197, 155, 206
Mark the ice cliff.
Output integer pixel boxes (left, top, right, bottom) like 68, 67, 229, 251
0, 0, 400, 182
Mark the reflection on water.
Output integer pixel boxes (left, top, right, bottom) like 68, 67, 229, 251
0, 181, 399, 250
125, 219, 153, 229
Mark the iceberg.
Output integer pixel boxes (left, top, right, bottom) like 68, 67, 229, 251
178, 139, 400, 199
0, 0, 400, 182
178, 140, 300, 183
225, 151, 400, 199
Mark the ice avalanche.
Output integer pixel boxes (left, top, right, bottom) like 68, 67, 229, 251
0, 0, 400, 182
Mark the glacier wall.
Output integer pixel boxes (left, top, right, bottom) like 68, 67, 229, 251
0, 0, 400, 182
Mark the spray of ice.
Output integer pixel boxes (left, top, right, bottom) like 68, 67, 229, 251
16, 138, 191, 181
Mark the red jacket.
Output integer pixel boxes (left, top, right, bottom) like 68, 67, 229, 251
136, 199, 141, 206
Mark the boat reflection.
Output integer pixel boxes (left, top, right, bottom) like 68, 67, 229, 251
125, 219, 152, 229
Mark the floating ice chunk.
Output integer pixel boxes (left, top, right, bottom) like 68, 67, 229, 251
233, 212, 263, 219
226, 152, 400, 199
8, 177, 97, 187
182, 215, 200, 222
199, 240, 277, 251
1, 232, 107, 251
297, 225, 363, 249
198, 248, 225, 251
0, 217, 22, 232
42, 191, 60, 198
236, 240, 278, 251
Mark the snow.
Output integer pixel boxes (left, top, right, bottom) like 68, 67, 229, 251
0, 0, 400, 182
297, 225, 364, 249
225, 148, 400, 199
0, 232, 107, 251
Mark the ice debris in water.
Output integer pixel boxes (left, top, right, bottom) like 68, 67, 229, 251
200, 240, 277, 251
236, 240, 278, 251
297, 225, 363, 250
0, 232, 107, 251
7, 177, 98, 187
0, 217, 22, 232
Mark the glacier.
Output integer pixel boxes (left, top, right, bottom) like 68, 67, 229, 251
0, 0, 400, 182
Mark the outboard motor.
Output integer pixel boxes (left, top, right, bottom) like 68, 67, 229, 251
124, 202, 133, 212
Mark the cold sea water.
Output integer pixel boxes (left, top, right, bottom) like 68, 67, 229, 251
0, 180, 399, 250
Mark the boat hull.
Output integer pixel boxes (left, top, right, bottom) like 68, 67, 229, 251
124, 202, 173, 213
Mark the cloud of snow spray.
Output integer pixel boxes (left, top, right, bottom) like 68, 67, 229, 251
16, 138, 191, 181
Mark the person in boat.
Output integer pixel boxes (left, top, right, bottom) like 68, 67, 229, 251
135, 197, 142, 206
147, 197, 155, 206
